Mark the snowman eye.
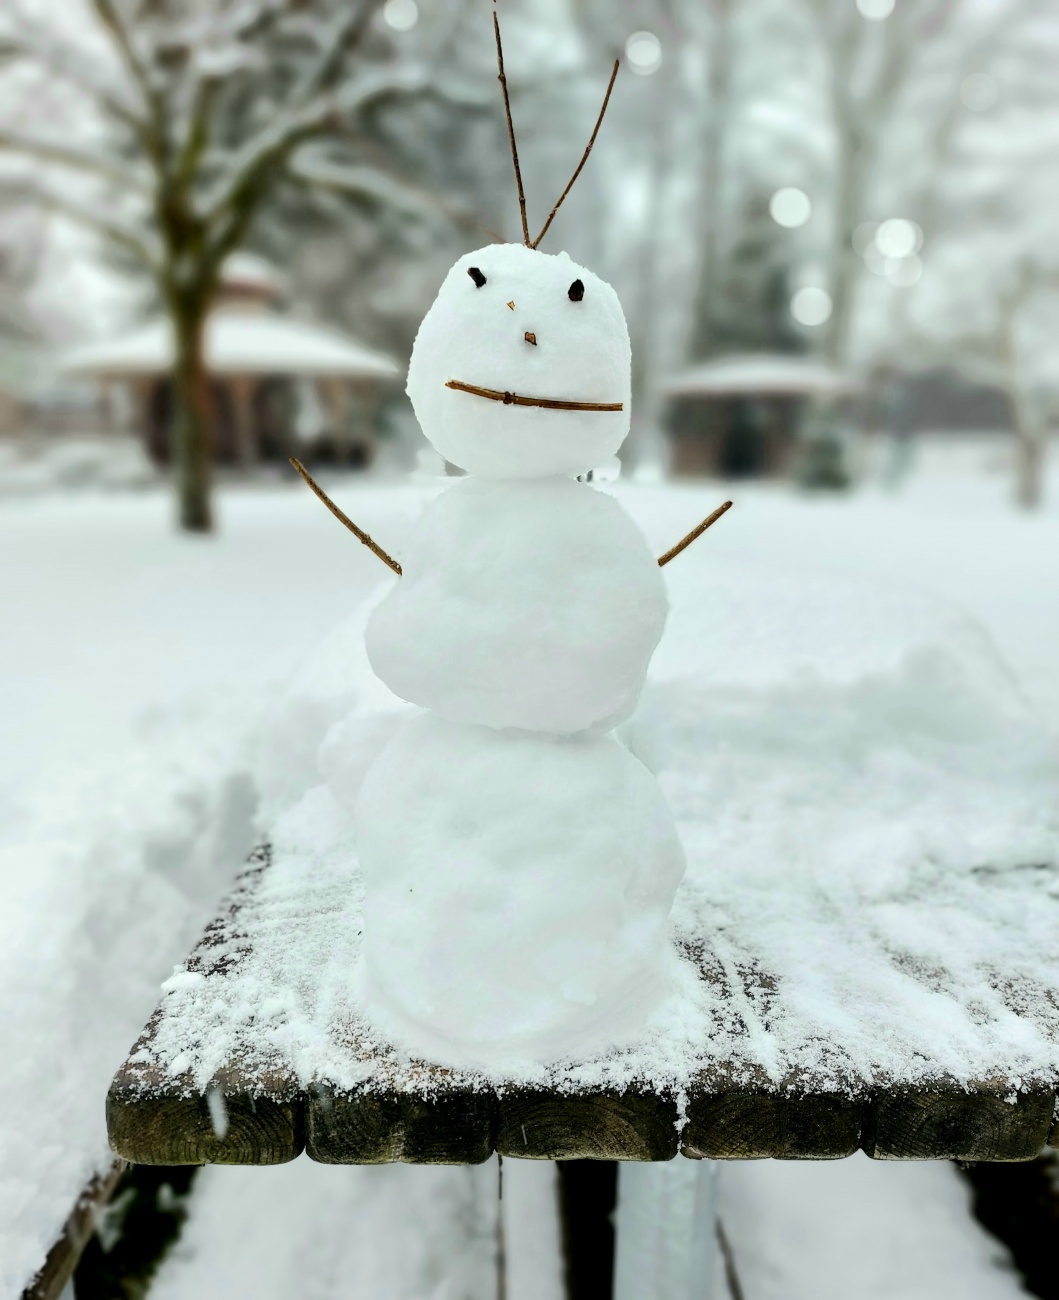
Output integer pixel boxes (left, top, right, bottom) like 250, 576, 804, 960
467, 266, 487, 288
568, 279, 585, 302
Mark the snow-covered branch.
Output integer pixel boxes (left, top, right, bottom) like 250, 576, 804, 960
195, 62, 426, 223
0, 11, 143, 129
0, 129, 148, 190
164, 0, 285, 54
0, 178, 159, 268
296, 1, 385, 101
89, 0, 156, 111
286, 153, 478, 229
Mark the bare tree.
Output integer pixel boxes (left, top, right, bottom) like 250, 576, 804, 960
883, 1, 1059, 507
808, 0, 1044, 367
908, 244, 1059, 508
997, 276, 1048, 510
0, 0, 423, 531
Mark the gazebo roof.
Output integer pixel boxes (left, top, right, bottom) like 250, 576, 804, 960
62, 307, 401, 382
219, 251, 284, 297
663, 353, 857, 398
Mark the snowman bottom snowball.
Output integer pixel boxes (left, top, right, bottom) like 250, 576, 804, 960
352, 714, 686, 1068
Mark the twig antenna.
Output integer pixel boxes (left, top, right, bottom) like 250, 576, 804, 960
492, 8, 530, 246
491, 5, 620, 249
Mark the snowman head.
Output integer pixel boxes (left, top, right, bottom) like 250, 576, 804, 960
406, 243, 631, 479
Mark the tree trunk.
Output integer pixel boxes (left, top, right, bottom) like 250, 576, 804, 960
999, 306, 1045, 511
172, 306, 214, 533
688, 0, 731, 361
1014, 420, 1046, 511
824, 118, 865, 368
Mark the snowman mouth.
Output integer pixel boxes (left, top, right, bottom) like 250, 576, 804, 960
445, 378, 623, 412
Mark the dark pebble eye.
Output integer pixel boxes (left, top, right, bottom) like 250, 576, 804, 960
568, 279, 584, 302
467, 266, 487, 288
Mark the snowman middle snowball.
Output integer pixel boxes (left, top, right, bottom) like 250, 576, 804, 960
352, 243, 685, 1065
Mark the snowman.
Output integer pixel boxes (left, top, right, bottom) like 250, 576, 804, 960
296, 20, 729, 1068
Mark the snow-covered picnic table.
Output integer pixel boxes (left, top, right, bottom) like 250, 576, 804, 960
107, 837, 1059, 1167
106, 507, 1059, 1168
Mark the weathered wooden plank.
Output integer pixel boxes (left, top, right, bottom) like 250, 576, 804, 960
107, 1051, 304, 1166
307, 1081, 495, 1163
496, 1088, 678, 1161
679, 953, 864, 1160
20, 1159, 126, 1300
682, 1082, 863, 1160
107, 848, 305, 1166
862, 1081, 1055, 1161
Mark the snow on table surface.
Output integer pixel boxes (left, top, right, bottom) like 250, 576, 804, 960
2, 474, 1059, 1293
143, 481, 1059, 1097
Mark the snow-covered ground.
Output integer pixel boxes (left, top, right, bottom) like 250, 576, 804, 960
151, 1156, 564, 1300
1, 467, 1056, 1297
719, 1154, 1025, 1300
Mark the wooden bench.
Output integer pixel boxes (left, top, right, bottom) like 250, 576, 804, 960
107, 845, 1058, 1167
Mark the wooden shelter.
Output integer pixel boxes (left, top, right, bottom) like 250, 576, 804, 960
62, 255, 400, 470
663, 354, 857, 479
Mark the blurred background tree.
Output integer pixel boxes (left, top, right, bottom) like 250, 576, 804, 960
0, 0, 431, 530
0, 0, 1056, 505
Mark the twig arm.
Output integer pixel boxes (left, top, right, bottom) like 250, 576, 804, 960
289, 458, 402, 576
657, 500, 733, 567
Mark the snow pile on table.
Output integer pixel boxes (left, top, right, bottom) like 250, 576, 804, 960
144, 499, 1059, 1094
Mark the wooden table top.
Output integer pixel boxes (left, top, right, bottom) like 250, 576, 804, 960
107, 846, 1059, 1167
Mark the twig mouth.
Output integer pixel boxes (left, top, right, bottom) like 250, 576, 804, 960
445, 378, 623, 412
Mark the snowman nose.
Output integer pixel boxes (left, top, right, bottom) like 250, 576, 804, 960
524, 331, 537, 346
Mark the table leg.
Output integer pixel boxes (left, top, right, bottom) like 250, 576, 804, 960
613, 1159, 720, 1300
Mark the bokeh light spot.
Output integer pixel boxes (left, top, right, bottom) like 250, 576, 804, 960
856, 0, 896, 19
875, 218, 921, 258
961, 73, 998, 111
383, 0, 418, 32
769, 187, 812, 229
625, 31, 662, 76
790, 287, 833, 326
